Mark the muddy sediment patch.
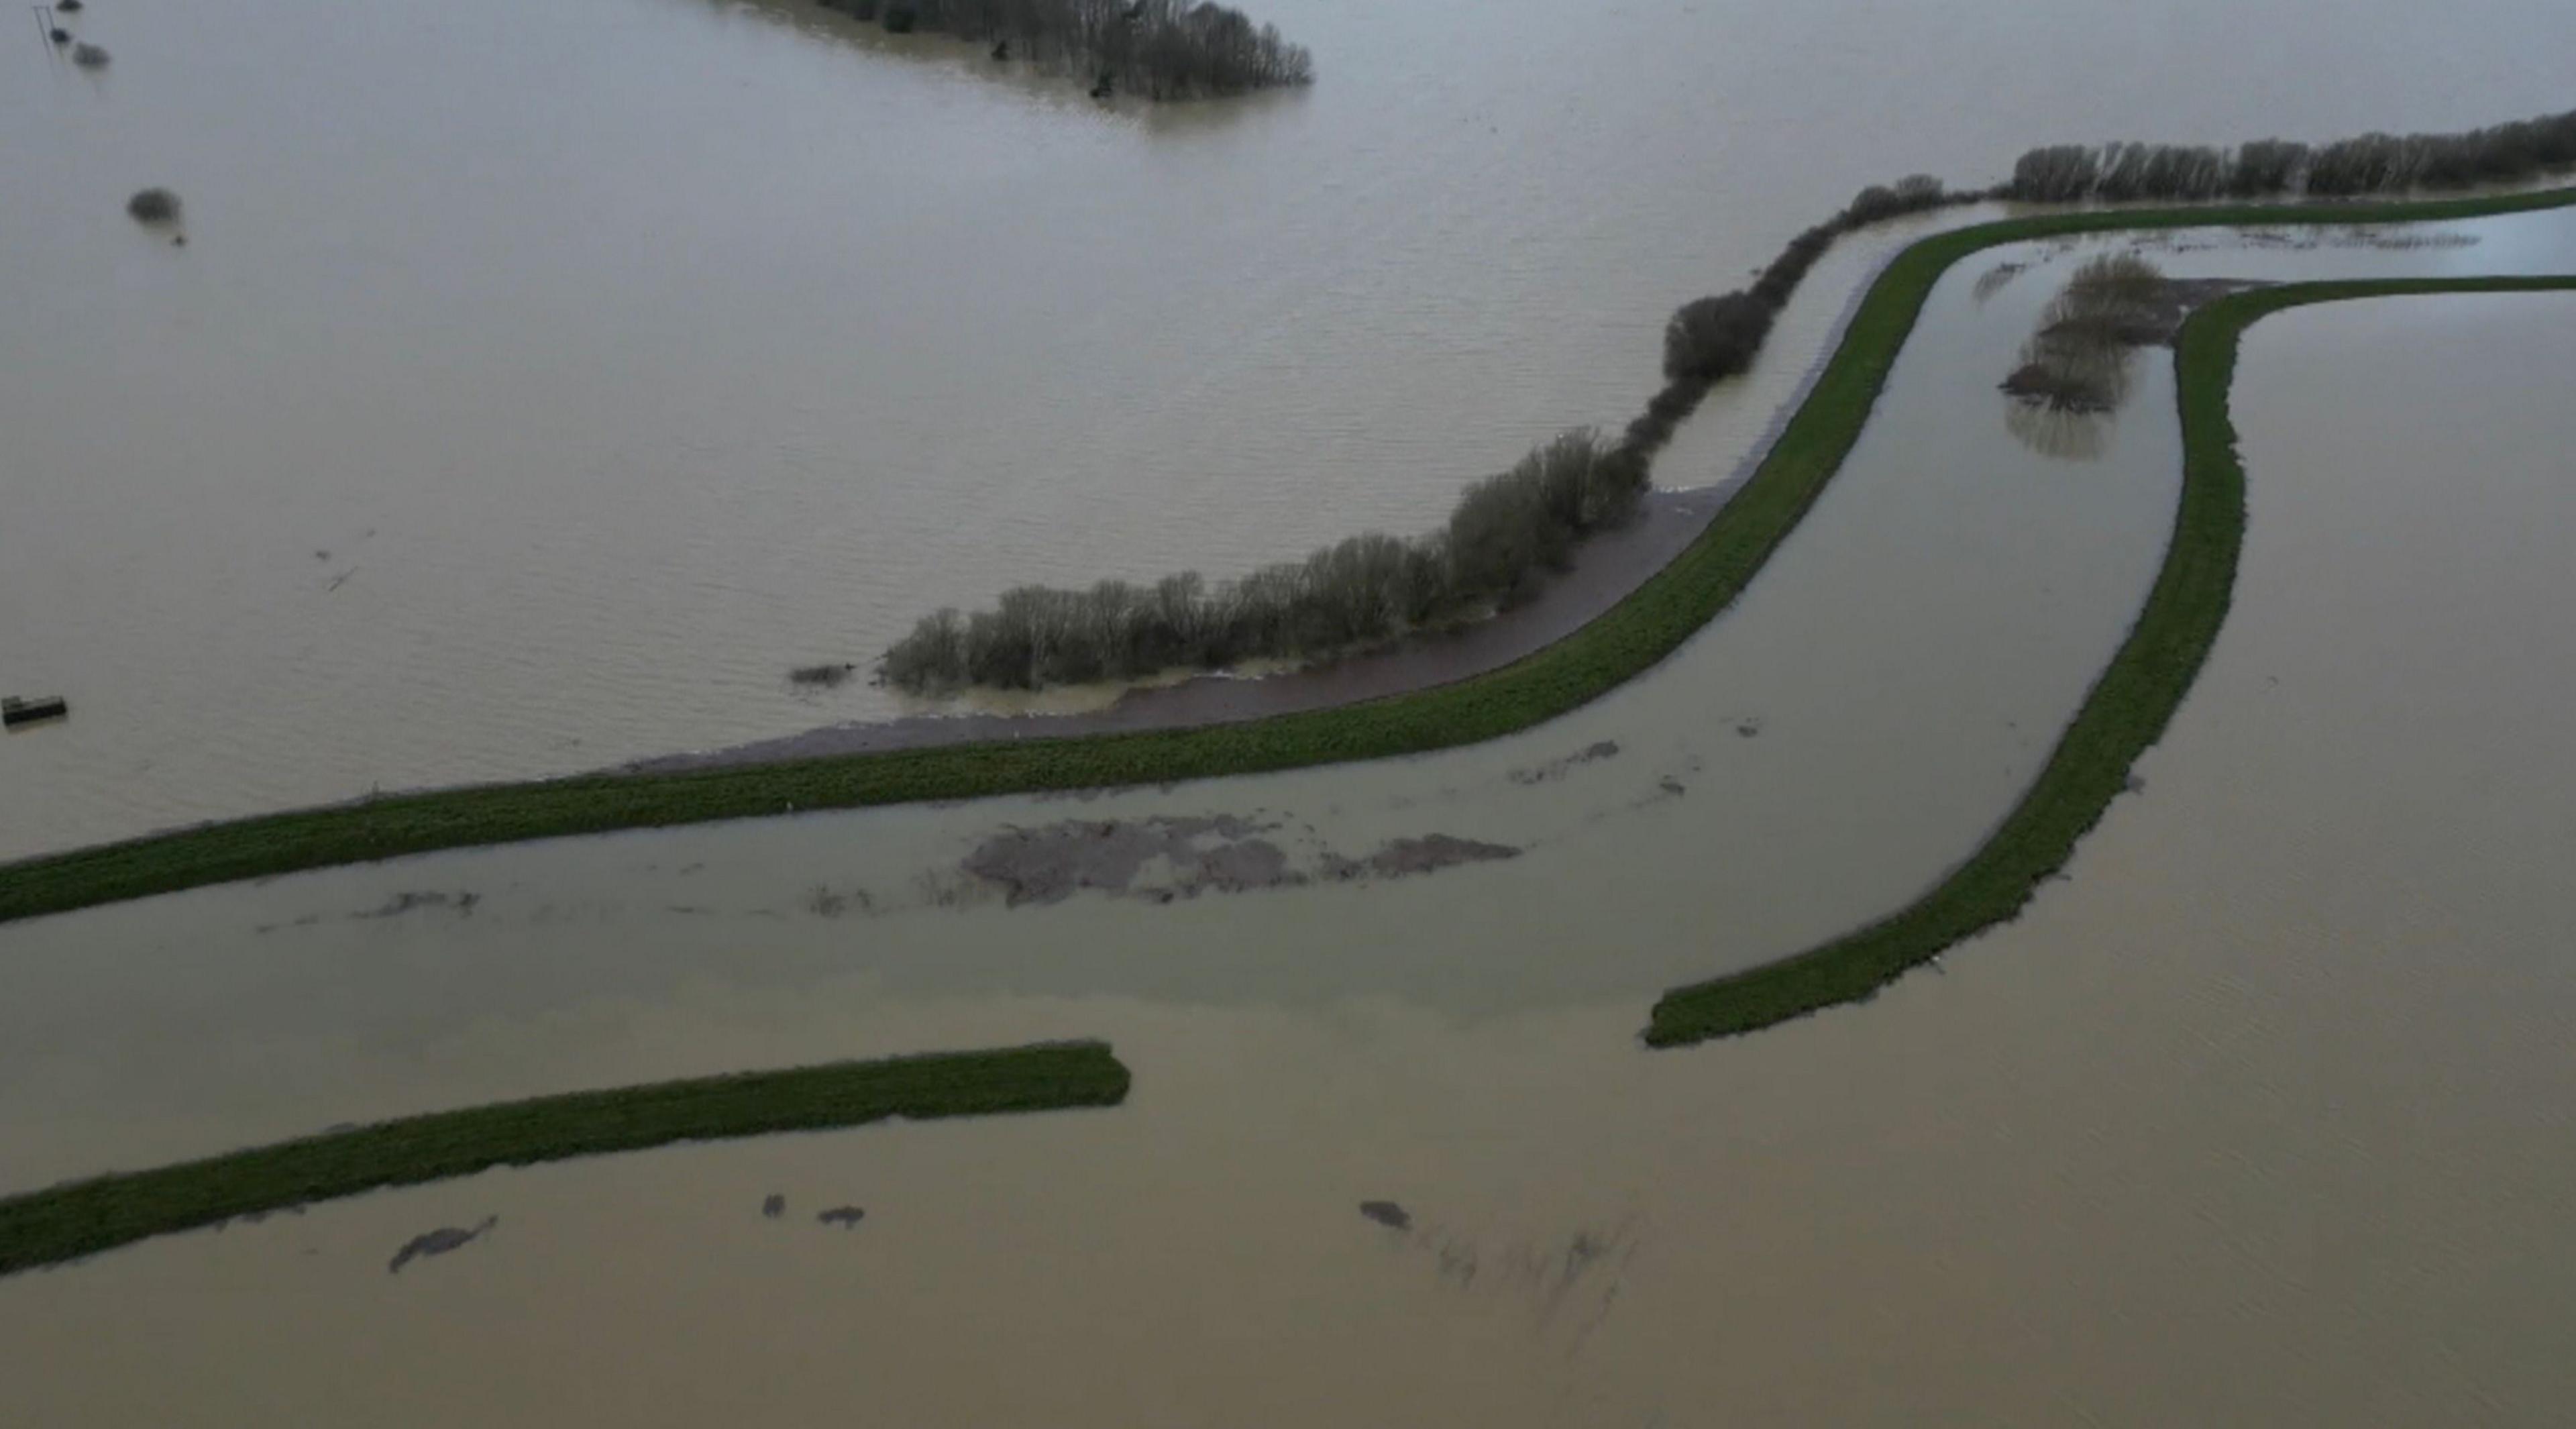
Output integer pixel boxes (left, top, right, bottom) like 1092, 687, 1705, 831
961, 814, 1288, 906
1321, 835, 1521, 883
958, 816, 1519, 906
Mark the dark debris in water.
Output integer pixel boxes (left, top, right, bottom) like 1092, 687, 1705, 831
355, 890, 481, 920
762, 1194, 787, 1220
1507, 739, 1621, 786
816, 1206, 866, 1228
1358, 1200, 1411, 1230
388, 1216, 497, 1275
1322, 835, 1520, 883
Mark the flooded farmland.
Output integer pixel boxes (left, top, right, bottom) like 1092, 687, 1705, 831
7, 0, 2576, 1422
7, 0, 2576, 849
7, 279, 2576, 1425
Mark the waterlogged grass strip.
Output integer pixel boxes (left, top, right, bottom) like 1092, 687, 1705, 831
1644, 276, 2576, 1047
0, 1041, 1131, 1278
1, 188, 2571, 927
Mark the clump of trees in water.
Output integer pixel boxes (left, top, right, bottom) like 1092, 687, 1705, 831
2001, 254, 2166, 415
126, 189, 180, 224
2006, 107, 2576, 203
881, 431, 1640, 692
814, 0, 1313, 98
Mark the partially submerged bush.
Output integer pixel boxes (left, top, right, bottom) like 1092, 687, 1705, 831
1843, 174, 1949, 225
70, 42, 109, 68
789, 662, 856, 688
1662, 291, 1776, 386
126, 188, 180, 224
2002, 254, 2166, 415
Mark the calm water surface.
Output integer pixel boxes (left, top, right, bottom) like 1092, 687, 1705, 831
7, 0, 2576, 849
3, 288, 2574, 1423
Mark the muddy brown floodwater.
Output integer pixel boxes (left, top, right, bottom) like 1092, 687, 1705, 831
9, 0, 2576, 853
5, 291, 2575, 1424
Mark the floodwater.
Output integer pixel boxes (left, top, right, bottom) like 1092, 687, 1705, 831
7, 280, 2576, 1420
8, 0, 2576, 852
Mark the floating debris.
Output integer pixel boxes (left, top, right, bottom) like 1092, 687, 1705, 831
1507, 739, 1621, 786
388, 1216, 497, 1275
354, 889, 480, 920
762, 1194, 787, 1220
1358, 1200, 1411, 1230
1323, 835, 1520, 883
127, 188, 180, 225
816, 1206, 865, 1228
2, 695, 69, 729
788, 662, 855, 689
70, 42, 109, 68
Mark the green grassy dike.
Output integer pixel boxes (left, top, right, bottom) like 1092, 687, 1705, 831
3, 188, 2572, 928
1646, 274, 2576, 1047
0, 1041, 1130, 1278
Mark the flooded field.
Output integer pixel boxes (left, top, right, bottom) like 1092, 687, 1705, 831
8, 0, 2576, 850
8, 0, 2576, 1418
6, 280, 2576, 1421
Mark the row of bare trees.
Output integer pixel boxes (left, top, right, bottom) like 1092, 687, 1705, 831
2007, 108, 2576, 203
818, 0, 1313, 97
879, 433, 1638, 692
878, 171, 1984, 694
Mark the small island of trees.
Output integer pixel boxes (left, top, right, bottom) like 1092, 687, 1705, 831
814, 0, 1313, 99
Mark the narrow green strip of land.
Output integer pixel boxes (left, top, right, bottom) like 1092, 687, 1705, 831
1645, 275, 2576, 1047
0, 1039, 1130, 1279
3, 187, 2571, 927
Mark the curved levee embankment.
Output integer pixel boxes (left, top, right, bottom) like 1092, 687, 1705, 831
1, 188, 2571, 928
0, 1041, 1130, 1279
1646, 274, 2576, 1047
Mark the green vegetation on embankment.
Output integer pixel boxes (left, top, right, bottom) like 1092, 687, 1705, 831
0, 1041, 1130, 1278
2, 187, 2572, 929
1645, 274, 2576, 1047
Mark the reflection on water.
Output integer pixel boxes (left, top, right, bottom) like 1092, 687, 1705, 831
2004, 398, 2114, 460
5, 293, 2576, 1426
